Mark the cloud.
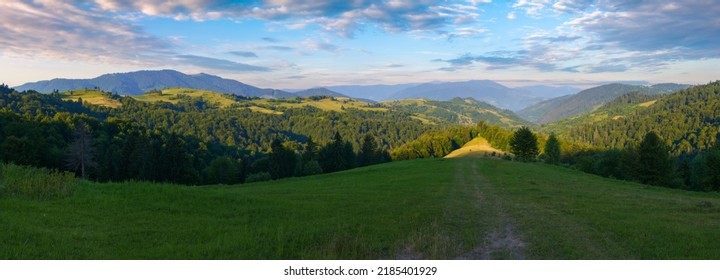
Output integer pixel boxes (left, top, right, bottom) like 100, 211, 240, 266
567, 1, 720, 59
175, 55, 270, 72
87, 0, 492, 38
261, 45, 295, 51
261, 37, 280, 43
229, 51, 258, 58
586, 64, 628, 73
301, 40, 340, 52
507, 11, 516, 20
0, 0, 170, 64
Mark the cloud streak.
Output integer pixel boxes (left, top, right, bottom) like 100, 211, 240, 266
176, 55, 270, 72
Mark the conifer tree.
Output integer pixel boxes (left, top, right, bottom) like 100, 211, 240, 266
510, 126, 539, 161
636, 131, 673, 187
66, 123, 95, 178
544, 133, 561, 164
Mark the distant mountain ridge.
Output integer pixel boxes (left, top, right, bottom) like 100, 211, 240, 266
387, 80, 551, 111
15, 70, 295, 98
518, 83, 692, 124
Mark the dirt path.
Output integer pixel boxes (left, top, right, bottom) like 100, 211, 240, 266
453, 160, 526, 260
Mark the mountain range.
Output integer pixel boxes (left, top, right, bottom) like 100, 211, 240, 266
15, 70, 581, 111
15, 69, 295, 98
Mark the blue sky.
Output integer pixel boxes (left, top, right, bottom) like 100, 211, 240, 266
1, 0, 718, 89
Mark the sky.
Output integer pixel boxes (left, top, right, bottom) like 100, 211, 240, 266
1, 0, 719, 89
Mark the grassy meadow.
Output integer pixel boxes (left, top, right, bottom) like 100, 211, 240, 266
1, 158, 719, 259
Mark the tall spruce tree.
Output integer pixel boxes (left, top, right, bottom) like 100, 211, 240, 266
510, 126, 539, 161
544, 133, 561, 164
636, 131, 673, 187
65, 123, 95, 178
702, 138, 720, 191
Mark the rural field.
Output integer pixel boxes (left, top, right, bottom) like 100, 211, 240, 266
2, 158, 719, 260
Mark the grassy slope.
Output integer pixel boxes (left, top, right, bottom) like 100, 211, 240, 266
2, 159, 719, 259
444, 136, 505, 158
133, 88, 238, 108
60, 89, 122, 108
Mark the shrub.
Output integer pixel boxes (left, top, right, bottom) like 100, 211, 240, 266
0, 163, 77, 199
245, 172, 272, 183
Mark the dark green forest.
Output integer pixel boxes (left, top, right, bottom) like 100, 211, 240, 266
1, 81, 719, 192
0, 84, 411, 185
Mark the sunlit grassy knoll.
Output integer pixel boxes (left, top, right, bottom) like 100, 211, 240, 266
60, 89, 122, 108
250, 97, 387, 113
444, 137, 505, 158
133, 88, 238, 108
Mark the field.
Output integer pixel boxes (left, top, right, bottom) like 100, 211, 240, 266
60, 89, 122, 108
133, 88, 238, 108
2, 158, 719, 259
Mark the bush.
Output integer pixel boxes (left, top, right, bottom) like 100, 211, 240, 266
0, 163, 76, 199
245, 172, 272, 183
302, 160, 323, 176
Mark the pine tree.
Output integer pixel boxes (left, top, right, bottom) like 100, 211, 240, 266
702, 138, 720, 191
636, 131, 673, 187
544, 133, 561, 164
509, 126, 539, 161
65, 123, 95, 178
358, 134, 379, 167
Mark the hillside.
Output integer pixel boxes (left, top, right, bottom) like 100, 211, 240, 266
382, 97, 531, 128
518, 83, 691, 124
389, 80, 545, 111
562, 81, 720, 155
540, 92, 660, 135
59, 89, 122, 108
15, 70, 295, 98
443, 136, 505, 158
3, 158, 719, 259
293, 87, 349, 98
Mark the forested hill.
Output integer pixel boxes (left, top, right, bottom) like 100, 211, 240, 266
382, 97, 531, 128
0, 85, 430, 185
518, 83, 691, 123
540, 92, 660, 135
563, 81, 720, 155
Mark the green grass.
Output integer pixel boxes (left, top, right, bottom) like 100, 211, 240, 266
133, 88, 238, 108
1, 159, 719, 259
60, 89, 122, 108
0, 163, 76, 199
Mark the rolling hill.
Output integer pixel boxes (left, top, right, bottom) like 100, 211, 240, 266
518, 83, 691, 124
382, 97, 531, 128
389, 80, 545, 111
3, 158, 720, 259
560, 81, 720, 154
540, 92, 660, 135
14, 70, 295, 98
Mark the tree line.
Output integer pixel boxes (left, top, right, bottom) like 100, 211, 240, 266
0, 86, 395, 185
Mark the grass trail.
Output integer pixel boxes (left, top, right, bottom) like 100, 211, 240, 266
2, 158, 720, 259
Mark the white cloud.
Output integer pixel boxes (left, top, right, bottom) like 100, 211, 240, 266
0, 0, 170, 64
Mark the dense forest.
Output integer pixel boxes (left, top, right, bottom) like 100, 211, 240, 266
2, 81, 719, 192
0, 85, 408, 185
563, 81, 720, 155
